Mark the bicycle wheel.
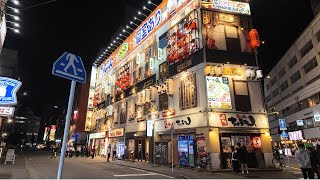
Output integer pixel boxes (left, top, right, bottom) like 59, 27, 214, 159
272, 158, 280, 168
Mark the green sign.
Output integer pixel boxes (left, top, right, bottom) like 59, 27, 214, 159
117, 43, 129, 60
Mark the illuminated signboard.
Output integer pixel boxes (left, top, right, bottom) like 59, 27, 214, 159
135, 9, 161, 45
206, 76, 232, 109
49, 125, 56, 141
203, 0, 251, 15
0, 106, 14, 116
100, 57, 114, 76
109, 128, 124, 137
117, 43, 129, 60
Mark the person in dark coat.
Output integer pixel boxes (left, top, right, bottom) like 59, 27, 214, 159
231, 146, 240, 173
237, 143, 248, 174
308, 146, 320, 178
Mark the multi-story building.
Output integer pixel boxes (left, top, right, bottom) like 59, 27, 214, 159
87, 0, 271, 169
264, 12, 320, 150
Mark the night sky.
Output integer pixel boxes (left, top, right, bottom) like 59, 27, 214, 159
3, 0, 315, 115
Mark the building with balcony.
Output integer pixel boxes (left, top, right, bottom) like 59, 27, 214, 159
86, 0, 271, 169
264, 12, 320, 150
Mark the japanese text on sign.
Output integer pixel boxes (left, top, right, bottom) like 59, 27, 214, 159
135, 10, 161, 45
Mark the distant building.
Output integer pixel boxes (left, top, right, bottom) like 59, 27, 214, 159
264, 12, 320, 148
0, 48, 18, 78
311, 0, 320, 16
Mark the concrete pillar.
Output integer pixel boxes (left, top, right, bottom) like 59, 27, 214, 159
260, 129, 273, 167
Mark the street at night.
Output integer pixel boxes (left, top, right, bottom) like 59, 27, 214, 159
0, 0, 319, 179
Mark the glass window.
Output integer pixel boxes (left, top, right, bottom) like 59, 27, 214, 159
303, 57, 318, 74
316, 29, 320, 42
290, 71, 301, 83
300, 40, 313, 58
270, 77, 277, 86
266, 83, 270, 90
278, 68, 286, 79
282, 103, 300, 117
288, 56, 298, 69
280, 81, 289, 91
272, 88, 279, 97
266, 94, 271, 102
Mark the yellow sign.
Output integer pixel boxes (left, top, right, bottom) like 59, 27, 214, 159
117, 43, 129, 60
223, 68, 243, 76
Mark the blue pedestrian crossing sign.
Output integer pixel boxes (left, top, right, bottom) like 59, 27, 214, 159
281, 131, 288, 138
52, 52, 87, 83
279, 119, 287, 130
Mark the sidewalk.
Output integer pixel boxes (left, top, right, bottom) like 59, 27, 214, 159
111, 159, 296, 179
0, 152, 30, 178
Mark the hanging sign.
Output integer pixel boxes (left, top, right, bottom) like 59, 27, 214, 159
0, 106, 14, 117
147, 120, 154, 137
202, 0, 251, 15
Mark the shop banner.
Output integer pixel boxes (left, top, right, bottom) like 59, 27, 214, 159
206, 76, 232, 109
49, 125, 56, 141
126, 121, 146, 133
209, 113, 269, 128
154, 113, 206, 132
85, 111, 93, 131
109, 128, 124, 137
147, 120, 154, 137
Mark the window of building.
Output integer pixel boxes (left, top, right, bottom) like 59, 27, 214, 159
316, 29, 320, 42
282, 103, 300, 117
119, 102, 127, 124
278, 68, 286, 79
288, 56, 298, 69
180, 73, 197, 110
300, 40, 313, 58
266, 83, 270, 91
159, 62, 169, 80
303, 57, 318, 74
159, 93, 169, 110
290, 71, 301, 83
280, 81, 289, 91
292, 86, 303, 94
234, 81, 251, 112
304, 117, 314, 129
266, 94, 271, 102
272, 88, 279, 98
270, 77, 277, 86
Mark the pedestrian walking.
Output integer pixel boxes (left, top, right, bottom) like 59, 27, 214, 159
308, 146, 320, 179
113, 144, 117, 161
107, 144, 111, 162
66, 145, 70, 158
237, 143, 248, 174
81, 146, 85, 157
296, 143, 314, 179
51, 146, 57, 158
231, 146, 240, 173
76, 146, 81, 157
91, 146, 95, 159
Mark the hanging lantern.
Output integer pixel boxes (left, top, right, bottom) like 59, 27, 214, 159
125, 75, 130, 80
120, 78, 125, 83
115, 81, 120, 86
177, 30, 184, 39
207, 38, 215, 49
252, 136, 262, 148
125, 81, 130, 87
120, 84, 125, 90
189, 21, 197, 30
249, 29, 260, 48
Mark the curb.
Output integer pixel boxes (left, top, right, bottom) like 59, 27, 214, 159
211, 168, 283, 173
114, 162, 190, 179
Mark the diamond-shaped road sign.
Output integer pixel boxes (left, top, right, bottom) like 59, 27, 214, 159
52, 52, 86, 83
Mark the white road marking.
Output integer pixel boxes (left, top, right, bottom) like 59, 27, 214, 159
114, 174, 160, 177
130, 168, 147, 172
113, 167, 174, 178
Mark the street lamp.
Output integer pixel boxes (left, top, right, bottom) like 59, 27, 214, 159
6, 13, 20, 21
134, 16, 143, 22
130, 21, 139, 27
12, 0, 20, 5
6, 20, 19, 27
119, 33, 128, 38
113, 40, 121, 45
6, 6, 19, 13
143, 6, 152, 13
7, 27, 20, 33
108, 46, 116, 51
110, 43, 118, 48
122, 29, 130, 35
116, 37, 124, 41
126, 25, 134, 31
138, 11, 148, 18
148, 0, 157, 7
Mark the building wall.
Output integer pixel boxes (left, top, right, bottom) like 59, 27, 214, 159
0, 48, 18, 78
75, 82, 90, 132
264, 12, 320, 141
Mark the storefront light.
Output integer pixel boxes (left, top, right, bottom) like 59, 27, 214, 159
265, 131, 270, 136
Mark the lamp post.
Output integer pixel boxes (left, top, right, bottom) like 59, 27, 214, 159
138, 11, 148, 18
143, 6, 152, 13
148, 0, 157, 7
134, 16, 143, 22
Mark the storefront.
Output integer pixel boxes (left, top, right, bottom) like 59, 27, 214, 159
89, 132, 108, 157
108, 128, 125, 159
209, 112, 271, 169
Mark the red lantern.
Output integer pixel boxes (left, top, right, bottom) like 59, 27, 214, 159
252, 136, 262, 148
249, 29, 260, 48
189, 21, 197, 30
125, 81, 130, 87
177, 30, 184, 39
207, 38, 215, 49
125, 75, 130, 80
115, 81, 120, 86
120, 78, 125, 83
120, 84, 125, 90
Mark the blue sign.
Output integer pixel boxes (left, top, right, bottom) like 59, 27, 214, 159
279, 119, 287, 130
135, 10, 161, 45
281, 131, 288, 138
52, 52, 87, 83
0, 77, 22, 105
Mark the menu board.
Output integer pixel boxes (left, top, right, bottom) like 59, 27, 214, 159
206, 76, 232, 109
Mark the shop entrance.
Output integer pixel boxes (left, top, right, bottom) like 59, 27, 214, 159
135, 138, 146, 161
220, 133, 264, 169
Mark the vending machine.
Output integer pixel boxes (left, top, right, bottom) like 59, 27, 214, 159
178, 135, 195, 167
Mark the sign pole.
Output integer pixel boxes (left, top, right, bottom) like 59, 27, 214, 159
171, 124, 174, 174
57, 80, 76, 179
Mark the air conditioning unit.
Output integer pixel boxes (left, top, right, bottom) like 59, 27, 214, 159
150, 86, 157, 101
166, 79, 174, 96
145, 89, 151, 103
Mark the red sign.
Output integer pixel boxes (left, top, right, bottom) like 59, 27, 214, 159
73, 110, 78, 120
50, 125, 56, 130
109, 128, 124, 137
0, 106, 15, 116
162, 109, 175, 117
219, 114, 228, 126
252, 136, 261, 148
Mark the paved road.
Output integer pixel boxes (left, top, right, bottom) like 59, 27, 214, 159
23, 150, 174, 179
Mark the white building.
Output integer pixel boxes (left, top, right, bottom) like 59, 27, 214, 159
264, 12, 320, 147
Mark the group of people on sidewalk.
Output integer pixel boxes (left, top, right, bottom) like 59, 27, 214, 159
295, 143, 320, 179
231, 143, 249, 175
50, 144, 91, 158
